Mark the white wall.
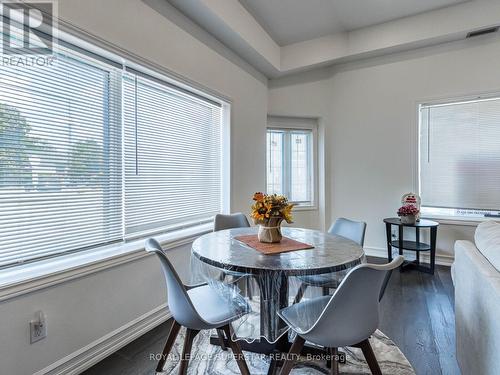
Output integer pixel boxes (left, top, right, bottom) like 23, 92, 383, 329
0, 0, 270, 373
6, 2, 499, 373
0, 246, 191, 375
269, 34, 500, 259
268, 68, 334, 231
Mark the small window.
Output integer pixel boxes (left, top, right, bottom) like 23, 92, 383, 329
418, 95, 500, 219
266, 117, 316, 207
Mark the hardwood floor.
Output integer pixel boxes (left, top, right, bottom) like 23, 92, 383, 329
377, 263, 460, 375
82, 260, 460, 375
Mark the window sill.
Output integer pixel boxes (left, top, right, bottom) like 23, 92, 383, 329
421, 215, 491, 226
0, 223, 212, 302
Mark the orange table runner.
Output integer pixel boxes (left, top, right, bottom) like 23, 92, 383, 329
234, 234, 314, 255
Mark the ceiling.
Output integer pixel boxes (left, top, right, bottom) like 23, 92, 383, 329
239, 0, 470, 46
159, 0, 498, 77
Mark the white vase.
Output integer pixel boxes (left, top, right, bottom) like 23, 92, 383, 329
257, 218, 283, 243
400, 215, 416, 225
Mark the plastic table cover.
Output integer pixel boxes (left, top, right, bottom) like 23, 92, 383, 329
190, 227, 365, 343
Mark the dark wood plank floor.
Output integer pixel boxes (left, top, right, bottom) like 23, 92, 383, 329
377, 263, 460, 375
82, 260, 460, 375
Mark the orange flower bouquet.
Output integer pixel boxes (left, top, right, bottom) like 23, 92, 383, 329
251, 192, 294, 243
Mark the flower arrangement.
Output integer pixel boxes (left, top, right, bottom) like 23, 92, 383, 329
251, 192, 294, 243
397, 205, 419, 224
251, 192, 294, 224
397, 205, 420, 217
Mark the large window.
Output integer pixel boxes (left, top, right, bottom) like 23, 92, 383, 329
123, 72, 223, 238
419, 95, 500, 219
266, 117, 316, 207
0, 31, 227, 267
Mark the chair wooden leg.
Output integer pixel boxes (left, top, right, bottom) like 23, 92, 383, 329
221, 324, 250, 375
293, 283, 308, 304
156, 320, 181, 372
178, 328, 199, 375
216, 328, 228, 351
267, 353, 280, 375
330, 347, 339, 375
278, 335, 305, 375
357, 339, 382, 375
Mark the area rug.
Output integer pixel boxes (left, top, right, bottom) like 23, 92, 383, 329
157, 329, 415, 374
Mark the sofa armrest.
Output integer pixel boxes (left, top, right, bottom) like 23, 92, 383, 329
454, 240, 500, 375
454, 240, 500, 279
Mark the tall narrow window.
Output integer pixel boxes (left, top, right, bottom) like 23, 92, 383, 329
123, 71, 224, 238
0, 44, 122, 267
419, 96, 500, 219
266, 117, 316, 207
267, 130, 284, 195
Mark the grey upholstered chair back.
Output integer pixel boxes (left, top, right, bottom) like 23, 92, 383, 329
328, 217, 367, 246
303, 256, 403, 348
145, 238, 204, 328
214, 213, 250, 231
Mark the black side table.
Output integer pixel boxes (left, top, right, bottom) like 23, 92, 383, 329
383, 217, 439, 274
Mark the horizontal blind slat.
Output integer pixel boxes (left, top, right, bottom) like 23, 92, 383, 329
420, 98, 500, 211
0, 27, 225, 267
0, 38, 123, 266
123, 73, 222, 237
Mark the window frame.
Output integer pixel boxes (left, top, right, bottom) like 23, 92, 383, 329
416, 92, 500, 223
266, 116, 318, 210
0, 21, 231, 269
0, 36, 126, 268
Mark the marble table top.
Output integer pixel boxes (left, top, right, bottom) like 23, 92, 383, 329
191, 227, 365, 276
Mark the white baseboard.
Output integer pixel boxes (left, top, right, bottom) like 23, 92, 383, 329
34, 304, 171, 375
364, 246, 454, 267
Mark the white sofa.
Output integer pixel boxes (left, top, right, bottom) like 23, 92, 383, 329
453, 221, 500, 375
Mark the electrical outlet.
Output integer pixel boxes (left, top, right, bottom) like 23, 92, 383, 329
30, 311, 47, 344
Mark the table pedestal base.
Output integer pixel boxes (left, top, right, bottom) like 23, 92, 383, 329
209, 335, 275, 354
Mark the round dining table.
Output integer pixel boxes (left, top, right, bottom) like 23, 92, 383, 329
191, 226, 365, 354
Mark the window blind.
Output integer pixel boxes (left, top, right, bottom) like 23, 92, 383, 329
420, 97, 500, 212
0, 20, 227, 268
0, 41, 122, 267
123, 72, 223, 238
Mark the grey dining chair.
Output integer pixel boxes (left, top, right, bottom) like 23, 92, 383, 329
329, 217, 367, 247
145, 238, 251, 375
214, 212, 250, 230
294, 218, 367, 303
214, 213, 257, 298
278, 256, 404, 375
213, 213, 254, 349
